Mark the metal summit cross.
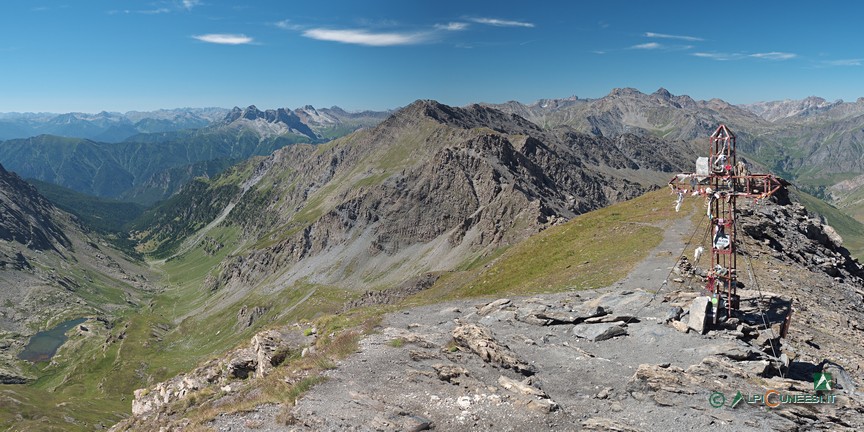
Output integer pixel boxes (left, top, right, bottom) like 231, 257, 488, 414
669, 124, 783, 324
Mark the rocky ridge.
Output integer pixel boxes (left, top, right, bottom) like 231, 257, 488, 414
741, 97, 846, 122
0, 164, 70, 252
484, 87, 767, 142
222, 106, 318, 140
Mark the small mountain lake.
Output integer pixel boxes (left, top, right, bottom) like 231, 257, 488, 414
17, 318, 86, 363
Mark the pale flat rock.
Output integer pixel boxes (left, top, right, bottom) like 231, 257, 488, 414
573, 322, 628, 342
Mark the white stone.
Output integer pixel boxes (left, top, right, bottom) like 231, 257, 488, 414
456, 396, 472, 409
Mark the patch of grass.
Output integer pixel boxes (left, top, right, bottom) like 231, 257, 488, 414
387, 338, 405, 348
285, 376, 327, 403
445, 340, 460, 353
353, 172, 390, 189
407, 189, 688, 302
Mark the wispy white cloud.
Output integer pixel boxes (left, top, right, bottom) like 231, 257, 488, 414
435, 22, 469, 31
33, 5, 71, 12
302, 28, 429, 46
109, 8, 171, 15
470, 17, 535, 28
192, 33, 254, 45
109, 1, 197, 15
592, 50, 607, 55
275, 19, 304, 31
182, 0, 201, 10
693, 51, 796, 61
692, 52, 741, 61
749, 51, 796, 60
821, 58, 863, 66
631, 42, 662, 50
645, 32, 703, 42
138, 8, 170, 15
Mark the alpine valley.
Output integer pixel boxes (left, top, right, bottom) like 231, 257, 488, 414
1, 89, 863, 431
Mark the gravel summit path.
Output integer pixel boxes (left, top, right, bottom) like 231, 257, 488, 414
209, 207, 864, 431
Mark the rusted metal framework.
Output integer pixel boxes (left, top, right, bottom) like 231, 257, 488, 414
669, 125, 783, 323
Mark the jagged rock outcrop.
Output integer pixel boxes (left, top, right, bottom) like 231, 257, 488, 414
129, 328, 308, 418
740, 193, 864, 283
223, 105, 318, 139
451, 322, 536, 375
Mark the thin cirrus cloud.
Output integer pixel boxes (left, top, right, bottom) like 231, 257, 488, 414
435, 22, 469, 31
631, 42, 662, 50
749, 52, 796, 60
645, 32, 703, 42
822, 59, 863, 67
302, 28, 429, 46
693, 51, 796, 61
275, 20, 304, 31
469, 17, 535, 28
692, 52, 741, 61
192, 33, 254, 45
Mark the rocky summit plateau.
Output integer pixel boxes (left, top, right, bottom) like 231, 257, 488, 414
1, 94, 864, 432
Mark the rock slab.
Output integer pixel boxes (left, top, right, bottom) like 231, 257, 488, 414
573, 322, 628, 342
688, 296, 711, 334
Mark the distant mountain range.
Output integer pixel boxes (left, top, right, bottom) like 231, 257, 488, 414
0, 105, 390, 204
0, 108, 227, 142
484, 89, 864, 218
6, 90, 864, 228
0, 105, 391, 143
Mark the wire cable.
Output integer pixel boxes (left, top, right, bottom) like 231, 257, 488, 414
735, 216, 786, 378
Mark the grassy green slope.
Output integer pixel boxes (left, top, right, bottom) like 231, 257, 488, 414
408, 188, 687, 303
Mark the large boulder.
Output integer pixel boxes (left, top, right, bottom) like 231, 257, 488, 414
688, 296, 712, 334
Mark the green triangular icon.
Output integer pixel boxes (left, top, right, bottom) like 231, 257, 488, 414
730, 390, 744, 408
814, 372, 833, 391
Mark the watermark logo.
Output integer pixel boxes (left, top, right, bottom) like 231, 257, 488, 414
710, 373, 837, 408
730, 391, 744, 408
814, 372, 833, 391
709, 391, 725, 408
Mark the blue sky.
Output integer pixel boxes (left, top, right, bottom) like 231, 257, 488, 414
1, 0, 863, 113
